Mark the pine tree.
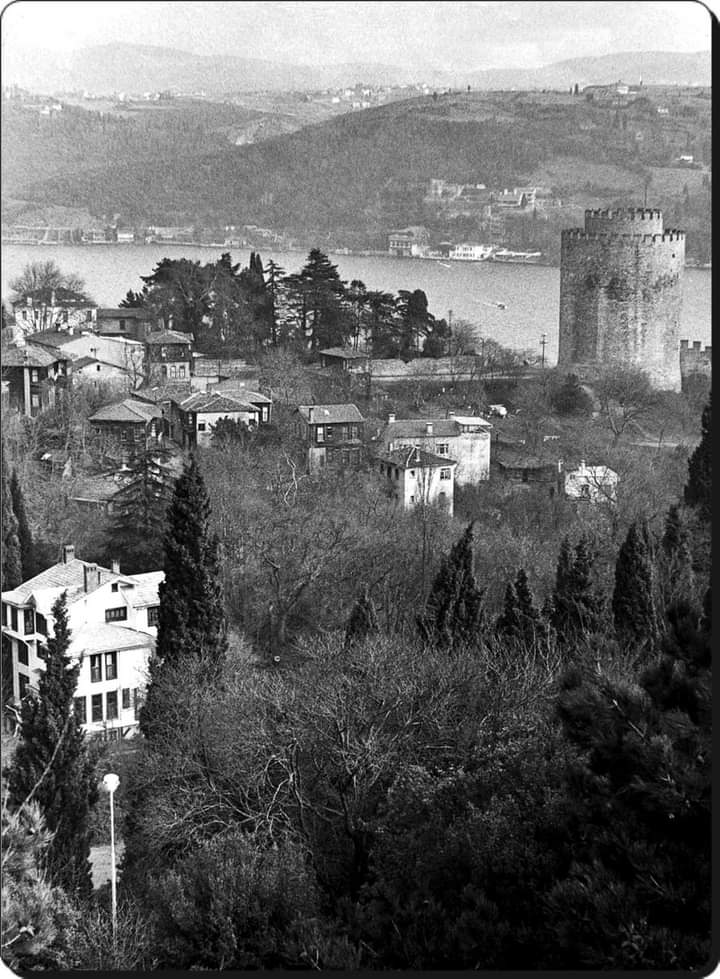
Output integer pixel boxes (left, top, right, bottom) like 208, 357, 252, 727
140, 455, 226, 739
612, 519, 658, 649
659, 504, 695, 606
2, 448, 22, 590
345, 589, 379, 643
419, 522, 485, 648
551, 589, 711, 968
10, 468, 36, 580
497, 570, 545, 645
496, 581, 520, 638
7, 592, 97, 898
684, 396, 711, 518
103, 447, 174, 574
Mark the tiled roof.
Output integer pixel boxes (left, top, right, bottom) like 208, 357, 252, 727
70, 623, 154, 656
297, 404, 365, 424
2, 558, 129, 606
23, 330, 76, 349
130, 571, 164, 607
13, 288, 94, 306
69, 475, 123, 503
191, 358, 251, 376
144, 331, 193, 345
375, 447, 457, 470
320, 347, 369, 359
385, 416, 491, 440
73, 356, 130, 372
209, 382, 271, 404
97, 307, 153, 319
180, 391, 256, 413
133, 382, 193, 403
1, 345, 60, 368
89, 399, 163, 423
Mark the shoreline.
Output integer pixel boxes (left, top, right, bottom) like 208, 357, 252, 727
0, 240, 711, 271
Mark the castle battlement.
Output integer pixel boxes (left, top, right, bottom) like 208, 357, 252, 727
562, 229, 685, 244
584, 207, 663, 221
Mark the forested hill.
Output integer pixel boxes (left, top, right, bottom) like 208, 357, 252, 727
4, 85, 711, 258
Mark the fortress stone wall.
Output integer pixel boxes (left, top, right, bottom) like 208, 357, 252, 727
558, 208, 685, 391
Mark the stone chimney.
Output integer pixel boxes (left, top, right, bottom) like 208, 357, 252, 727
62, 543, 75, 564
388, 412, 396, 424
414, 447, 420, 463
425, 421, 433, 435
84, 563, 97, 592
112, 559, 120, 574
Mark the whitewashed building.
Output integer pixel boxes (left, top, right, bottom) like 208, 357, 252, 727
375, 446, 457, 516
2, 545, 162, 739
563, 461, 618, 504
381, 413, 492, 485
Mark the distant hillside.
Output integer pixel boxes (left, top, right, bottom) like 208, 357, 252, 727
2, 43, 711, 96
3, 86, 711, 262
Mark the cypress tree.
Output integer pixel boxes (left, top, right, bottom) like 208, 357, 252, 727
551, 536, 602, 644
2, 449, 22, 590
659, 504, 694, 606
7, 592, 97, 898
345, 588, 379, 643
10, 469, 35, 580
497, 570, 545, 645
140, 455, 226, 738
612, 519, 658, 649
419, 522, 485, 648
496, 580, 520, 638
684, 396, 711, 518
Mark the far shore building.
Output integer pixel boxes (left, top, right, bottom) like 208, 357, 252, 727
375, 446, 457, 516
2, 544, 162, 739
295, 404, 365, 472
388, 226, 430, 258
381, 413, 492, 485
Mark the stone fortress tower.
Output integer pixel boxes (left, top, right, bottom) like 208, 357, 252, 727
558, 208, 685, 391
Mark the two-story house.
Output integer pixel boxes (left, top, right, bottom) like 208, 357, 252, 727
2, 545, 162, 739
172, 390, 263, 449
144, 330, 193, 382
375, 446, 457, 516
96, 307, 157, 342
89, 398, 166, 455
27, 329, 146, 384
1, 340, 72, 415
381, 413, 492, 485
11, 288, 97, 335
295, 404, 365, 472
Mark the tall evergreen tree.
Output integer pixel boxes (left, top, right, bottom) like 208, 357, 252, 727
419, 522, 485, 648
497, 569, 545, 645
103, 447, 174, 574
550, 536, 603, 644
140, 456, 226, 738
612, 519, 658, 649
684, 395, 711, 518
659, 504, 695, 606
2, 449, 22, 590
10, 469, 36, 581
285, 249, 348, 350
345, 589, 379, 643
7, 592, 97, 898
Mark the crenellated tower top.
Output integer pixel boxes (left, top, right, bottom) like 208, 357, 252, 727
583, 207, 664, 236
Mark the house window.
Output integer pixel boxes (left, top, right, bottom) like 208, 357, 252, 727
90, 654, 102, 682
120, 430, 128, 442
440, 468, 451, 480
147, 606, 160, 627
74, 697, 87, 724
410, 494, 415, 503
168, 365, 177, 379
580, 484, 591, 499
18, 643, 28, 666
119, 319, 126, 330
106, 691, 118, 720
86, 310, 93, 322
160, 346, 167, 359
325, 426, 334, 441
122, 688, 131, 710
18, 674, 29, 699
197, 422, 206, 432
35, 613, 47, 635
62, 311, 69, 324
111, 583, 119, 592
31, 369, 39, 383
97, 364, 102, 372
178, 366, 186, 378
316, 425, 324, 443
22, 310, 27, 321
395, 468, 399, 480
409, 469, 416, 479
23, 608, 34, 634
105, 607, 127, 622
437, 443, 449, 456
31, 394, 40, 409
105, 651, 117, 681
10, 607, 18, 631
91, 694, 103, 722
340, 425, 348, 441
350, 425, 359, 439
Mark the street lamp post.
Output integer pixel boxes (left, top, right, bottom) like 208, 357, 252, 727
102, 773, 120, 949
540, 332, 547, 368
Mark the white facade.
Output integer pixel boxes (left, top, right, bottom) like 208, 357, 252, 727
2, 548, 162, 739
73, 360, 135, 390
193, 406, 260, 447
448, 243, 494, 261
384, 415, 492, 486
377, 448, 456, 516
563, 462, 618, 504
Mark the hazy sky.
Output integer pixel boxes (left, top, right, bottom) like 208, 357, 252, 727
1, 1, 713, 68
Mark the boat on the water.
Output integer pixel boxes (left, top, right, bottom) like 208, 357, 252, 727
491, 249, 542, 264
